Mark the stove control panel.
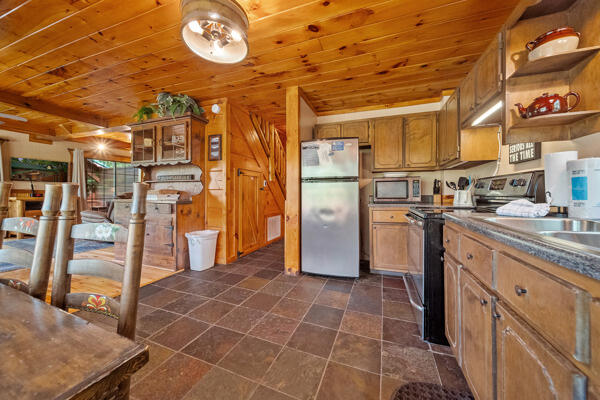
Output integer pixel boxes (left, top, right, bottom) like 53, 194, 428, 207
474, 172, 542, 198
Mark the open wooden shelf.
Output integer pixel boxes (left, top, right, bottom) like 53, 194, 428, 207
144, 179, 201, 183
510, 110, 600, 129
519, 0, 577, 21
511, 47, 600, 78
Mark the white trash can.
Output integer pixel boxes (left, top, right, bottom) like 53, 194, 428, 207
186, 230, 219, 271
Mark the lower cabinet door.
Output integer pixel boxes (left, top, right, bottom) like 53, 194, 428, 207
460, 270, 494, 400
495, 302, 587, 400
371, 223, 408, 272
444, 256, 460, 362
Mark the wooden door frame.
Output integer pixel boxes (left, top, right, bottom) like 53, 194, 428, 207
236, 168, 263, 258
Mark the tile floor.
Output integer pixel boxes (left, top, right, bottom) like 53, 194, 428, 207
81, 241, 471, 400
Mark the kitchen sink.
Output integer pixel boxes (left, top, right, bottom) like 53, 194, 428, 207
538, 231, 600, 250
479, 217, 600, 233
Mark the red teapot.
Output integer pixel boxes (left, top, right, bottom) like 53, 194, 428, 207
515, 92, 580, 119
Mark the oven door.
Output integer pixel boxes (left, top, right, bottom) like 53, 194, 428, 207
405, 213, 425, 337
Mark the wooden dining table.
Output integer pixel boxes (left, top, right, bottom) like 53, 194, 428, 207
0, 283, 148, 399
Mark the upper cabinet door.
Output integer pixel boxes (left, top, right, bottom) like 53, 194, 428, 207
373, 117, 403, 170
442, 91, 460, 164
341, 120, 370, 144
460, 71, 476, 125
158, 121, 189, 162
475, 34, 502, 107
314, 124, 341, 139
404, 113, 437, 169
131, 126, 156, 164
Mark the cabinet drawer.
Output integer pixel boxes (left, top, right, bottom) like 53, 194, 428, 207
496, 253, 587, 366
460, 235, 493, 287
147, 203, 172, 214
443, 225, 460, 260
372, 210, 408, 223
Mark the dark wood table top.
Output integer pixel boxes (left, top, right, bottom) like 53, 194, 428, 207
0, 284, 148, 399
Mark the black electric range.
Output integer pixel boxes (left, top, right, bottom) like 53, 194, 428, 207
404, 171, 545, 344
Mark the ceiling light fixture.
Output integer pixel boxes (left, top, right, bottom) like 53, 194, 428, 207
181, 0, 249, 64
97, 143, 106, 152
0, 112, 28, 122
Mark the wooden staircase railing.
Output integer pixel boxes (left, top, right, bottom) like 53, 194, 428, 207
231, 105, 286, 212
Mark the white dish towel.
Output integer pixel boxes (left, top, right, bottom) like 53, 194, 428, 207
496, 199, 550, 218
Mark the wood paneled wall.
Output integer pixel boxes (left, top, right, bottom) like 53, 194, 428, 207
203, 99, 284, 265
285, 87, 301, 275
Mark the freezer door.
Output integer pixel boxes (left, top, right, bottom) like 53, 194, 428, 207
301, 181, 359, 278
301, 138, 359, 179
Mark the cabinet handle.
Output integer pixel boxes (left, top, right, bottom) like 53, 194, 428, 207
480, 298, 488, 306
514, 285, 527, 296
390, 215, 394, 219
444, 238, 450, 244
466, 253, 474, 260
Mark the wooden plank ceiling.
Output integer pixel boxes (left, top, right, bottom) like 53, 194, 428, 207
0, 0, 520, 140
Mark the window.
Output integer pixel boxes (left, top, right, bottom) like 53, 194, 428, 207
86, 159, 140, 210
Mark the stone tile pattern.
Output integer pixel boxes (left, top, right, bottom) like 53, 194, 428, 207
111, 241, 471, 400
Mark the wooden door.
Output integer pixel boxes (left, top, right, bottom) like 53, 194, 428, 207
441, 91, 459, 164
314, 124, 341, 139
341, 120, 370, 144
459, 72, 476, 126
371, 223, 408, 272
237, 169, 261, 256
495, 302, 586, 400
404, 113, 437, 169
460, 270, 494, 400
373, 117, 403, 170
444, 256, 460, 362
475, 35, 502, 107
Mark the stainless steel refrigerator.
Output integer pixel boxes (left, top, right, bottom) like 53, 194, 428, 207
301, 138, 359, 278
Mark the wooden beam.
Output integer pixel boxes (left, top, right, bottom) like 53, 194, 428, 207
64, 125, 131, 139
0, 91, 108, 128
285, 86, 300, 276
0, 118, 55, 137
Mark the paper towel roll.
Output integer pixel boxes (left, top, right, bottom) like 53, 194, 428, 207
544, 151, 578, 206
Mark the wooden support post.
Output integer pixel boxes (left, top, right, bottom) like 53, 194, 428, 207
285, 87, 301, 276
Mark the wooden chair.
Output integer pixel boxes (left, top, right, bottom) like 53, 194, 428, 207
51, 182, 147, 400
0, 182, 62, 300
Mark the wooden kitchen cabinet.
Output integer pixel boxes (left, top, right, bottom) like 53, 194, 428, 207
371, 223, 408, 272
404, 113, 437, 169
372, 116, 404, 170
459, 71, 476, 126
341, 120, 370, 144
495, 302, 586, 400
475, 34, 502, 107
314, 120, 370, 144
369, 206, 409, 273
460, 270, 494, 400
439, 91, 459, 165
314, 124, 341, 139
444, 255, 460, 363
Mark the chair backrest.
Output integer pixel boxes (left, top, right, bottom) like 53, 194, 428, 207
51, 182, 148, 340
0, 182, 62, 300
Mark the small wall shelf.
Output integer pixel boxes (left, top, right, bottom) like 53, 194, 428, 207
510, 110, 600, 129
511, 47, 600, 78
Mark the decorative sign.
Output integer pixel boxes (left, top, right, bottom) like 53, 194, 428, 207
208, 134, 222, 161
509, 142, 541, 164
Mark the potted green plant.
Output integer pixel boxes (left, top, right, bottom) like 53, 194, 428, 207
133, 92, 205, 121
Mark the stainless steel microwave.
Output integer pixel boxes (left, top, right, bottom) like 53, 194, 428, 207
373, 177, 421, 203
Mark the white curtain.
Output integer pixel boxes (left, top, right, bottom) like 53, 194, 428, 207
0, 140, 6, 182
71, 148, 87, 212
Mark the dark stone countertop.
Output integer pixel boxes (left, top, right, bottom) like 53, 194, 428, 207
444, 211, 600, 281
